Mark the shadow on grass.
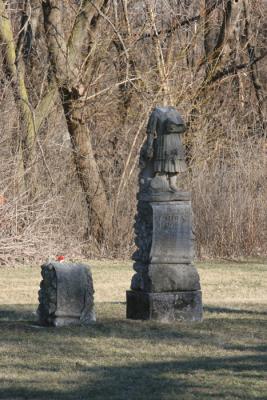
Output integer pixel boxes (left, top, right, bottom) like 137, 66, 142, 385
0, 305, 37, 322
1, 303, 265, 326
0, 303, 266, 399
70, 354, 267, 399
223, 343, 267, 353
204, 306, 267, 316
0, 353, 266, 400
0, 303, 266, 342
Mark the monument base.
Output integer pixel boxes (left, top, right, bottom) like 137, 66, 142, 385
126, 290, 202, 322
52, 316, 81, 327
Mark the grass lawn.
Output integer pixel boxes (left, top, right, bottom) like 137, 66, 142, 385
0, 260, 266, 400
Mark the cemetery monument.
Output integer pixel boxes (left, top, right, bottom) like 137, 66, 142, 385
38, 261, 96, 326
126, 106, 203, 322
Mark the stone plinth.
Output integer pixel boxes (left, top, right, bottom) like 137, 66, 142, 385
127, 191, 203, 322
126, 290, 202, 322
37, 262, 96, 327
131, 263, 200, 293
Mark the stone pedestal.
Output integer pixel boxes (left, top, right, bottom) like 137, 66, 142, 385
127, 191, 203, 322
126, 291, 202, 322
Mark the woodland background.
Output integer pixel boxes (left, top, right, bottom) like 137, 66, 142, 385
0, 0, 266, 265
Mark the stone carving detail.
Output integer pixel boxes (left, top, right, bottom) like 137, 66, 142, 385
38, 262, 96, 327
127, 106, 203, 322
132, 200, 153, 265
139, 106, 187, 193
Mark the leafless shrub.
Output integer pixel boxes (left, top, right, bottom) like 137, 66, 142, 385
191, 138, 266, 258
0, 0, 266, 264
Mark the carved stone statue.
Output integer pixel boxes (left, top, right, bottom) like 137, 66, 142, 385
140, 106, 187, 193
126, 106, 202, 323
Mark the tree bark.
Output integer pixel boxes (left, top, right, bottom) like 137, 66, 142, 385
204, 0, 232, 77
242, 0, 266, 131
0, 0, 36, 192
42, 0, 110, 243
61, 90, 110, 242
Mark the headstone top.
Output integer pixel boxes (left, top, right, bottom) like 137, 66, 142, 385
38, 261, 95, 327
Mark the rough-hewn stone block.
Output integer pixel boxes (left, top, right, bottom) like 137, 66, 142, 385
38, 262, 95, 327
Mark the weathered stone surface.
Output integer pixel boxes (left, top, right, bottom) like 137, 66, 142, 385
53, 317, 82, 327
131, 263, 200, 292
132, 196, 195, 266
148, 264, 200, 292
139, 191, 190, 202
127, 107, 203, 323
150, 175, 170, 192
132, 200, 153, 265
126, 290, 202, 322
150, 201, 194, 264
38, 262, 96, 326
141, 107, 187, 192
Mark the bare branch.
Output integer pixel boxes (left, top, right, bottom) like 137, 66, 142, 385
81, 77, 140, 104
137, 0, 224, 42
67, 0, 110, 79
210, 51, 267, 84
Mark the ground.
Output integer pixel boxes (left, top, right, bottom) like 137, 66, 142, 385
0, 260, 266, 400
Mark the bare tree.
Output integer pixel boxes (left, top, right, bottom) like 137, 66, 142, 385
42, 0, 111, 243
0, 0, 266, 262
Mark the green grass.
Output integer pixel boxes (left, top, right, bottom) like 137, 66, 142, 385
0, 261, 266, 399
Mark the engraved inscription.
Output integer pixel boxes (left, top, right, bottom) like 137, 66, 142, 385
158, 214, 186, 232
150, 202, 194, 263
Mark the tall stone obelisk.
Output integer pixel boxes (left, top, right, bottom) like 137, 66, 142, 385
126, 107, 202, 322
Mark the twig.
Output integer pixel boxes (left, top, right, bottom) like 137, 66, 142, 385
210, 52, 267, 84
79, 77, 140, 104
20, 97, 55, 185
89, 0, 130, 79
36, 138, 55, 185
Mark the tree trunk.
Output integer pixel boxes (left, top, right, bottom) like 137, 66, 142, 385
42, 0, 111, 245
61, 90, 110, 242
0, 0, 36, 193
242, 0, 266, 132
0, 0, 56, 195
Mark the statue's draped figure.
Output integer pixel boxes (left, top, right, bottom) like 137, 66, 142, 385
126, 106, 203, 322
141, 106, 187, 192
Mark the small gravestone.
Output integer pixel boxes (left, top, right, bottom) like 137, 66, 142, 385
126, 106, 203, 322
37, 262, 95, 326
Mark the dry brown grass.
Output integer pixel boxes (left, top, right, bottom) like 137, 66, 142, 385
0, 260, 266, 400
1, 259, 266, 307
1, 1, 266, 262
